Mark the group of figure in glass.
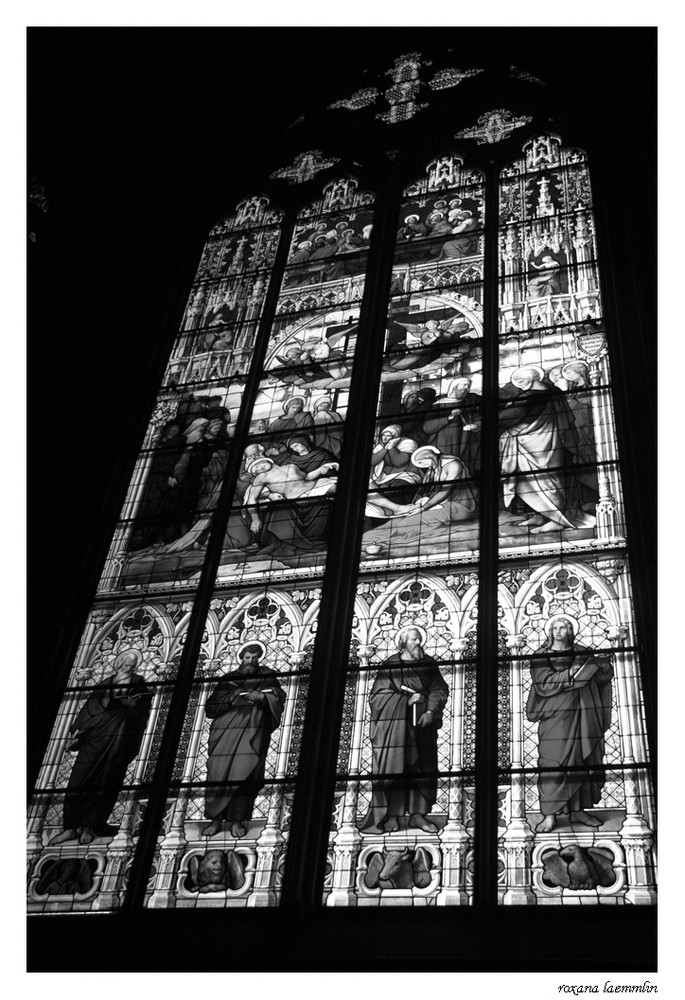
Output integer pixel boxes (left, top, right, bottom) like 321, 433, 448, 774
363, 353, 596, 542
128, 340, 597, 573
396, 193, 481, 264
49, 616, 614, 849
284, 211, 373, 287
129, 395, 233, 554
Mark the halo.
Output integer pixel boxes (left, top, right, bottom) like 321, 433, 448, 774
411, 445, 441, 468
283, 395, 307, 413
114, 647, 143, 669
510, 364, 544, 384
395, 624, 428, 650
237, 640, 267, 662
544, 613, 579, 638
404, 214, 420, 224
561, 360, 590, 383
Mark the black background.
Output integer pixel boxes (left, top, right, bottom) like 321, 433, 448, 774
27, 26, 657, 972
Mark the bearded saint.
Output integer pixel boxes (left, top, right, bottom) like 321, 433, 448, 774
360, 627, 449, 834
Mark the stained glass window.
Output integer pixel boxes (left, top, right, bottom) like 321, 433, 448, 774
28, 124, 655, 916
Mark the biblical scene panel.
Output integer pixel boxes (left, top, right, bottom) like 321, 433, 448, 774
325, 570, 479, 906
145, 582, 319, 908
265, 303, 361, 377
494, 557, 655, 905
28, 600, 191, 912
359, 290, 483, 568
284, 206, 374, 286
278, 177, 374, 307
393, 168, 485, 299
253, 362, 352, 428
107, 385, 239, 591
497, 335, 624, 556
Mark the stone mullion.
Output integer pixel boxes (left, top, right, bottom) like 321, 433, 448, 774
501, 635, 535, 904
473, 161, 502, 908
437, 642, 469, 905
326, 647, 373, 907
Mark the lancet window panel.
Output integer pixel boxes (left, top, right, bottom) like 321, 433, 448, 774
28, 789, 150, 913
28, 600, 193, 868
142, 581, 321, 909
146, 780, 296, 909
494, 553, 655, 905
264, 304, 362, 376
325, 569, 479, 906
496, 768, 656, 906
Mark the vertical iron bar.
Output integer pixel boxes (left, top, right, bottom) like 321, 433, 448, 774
473, 160, 501, 908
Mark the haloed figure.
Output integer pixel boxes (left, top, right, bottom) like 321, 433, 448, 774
526, 616, 614, 833
360, 627, 448, 834
51, 650, 152, 846
202, 643, 286, 839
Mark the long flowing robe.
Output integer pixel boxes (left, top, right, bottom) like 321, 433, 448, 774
313, 408, 345, 457
130, 431, 187, 549
438, 217, 480, 260
422, 393, 482, 476
498, 386, 595, 528
256, 442, 337, 555
63, 674, 152, 834
360, 654, 449, 831
526, 645, 613, 817
266, 411, 315, 464
204, 669, 286, 822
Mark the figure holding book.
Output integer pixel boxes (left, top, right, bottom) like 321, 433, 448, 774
201, 642, 286, 839
526, 616, 614, 833
360, 626, 449, 834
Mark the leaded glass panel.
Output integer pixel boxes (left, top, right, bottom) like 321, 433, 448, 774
495, 136, 655, 905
